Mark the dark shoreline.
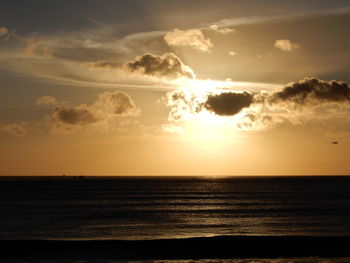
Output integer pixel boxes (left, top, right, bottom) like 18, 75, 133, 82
2, 236, 350, 260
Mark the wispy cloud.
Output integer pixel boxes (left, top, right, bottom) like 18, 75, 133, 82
211, 7, 350, 28
208, 24, 235, 34
164, 28, 213, 53
1, 6, 348, 93
0, 25, 197, 90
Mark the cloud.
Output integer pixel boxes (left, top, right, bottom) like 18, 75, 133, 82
22, 41, 54, 58
229, 51, 237, 56
1, 8, 349, 90
93, 91, 140, 116
0, 27, 8, 37
36, 96, 58, 106
163, 88, 256, 126
211, 7, 350, 28
203, 92, 254, 116
82, 53, 195, 80
235, 113, 277, 131
51, 104, 99, 126
1, 122, 28, 137
274, 39, 300, 52
162, 77, 350, 134
164, 29, 213, 53
48, 91, 140, 134
235, 78, 350, 131
209, 24, 235, 34
273, 78, 350, 104
81, 60, 119, 70
123, 53, 195, 79
0, 25, 177, 89
1, 26, 54, 58
164, 89, 203, 122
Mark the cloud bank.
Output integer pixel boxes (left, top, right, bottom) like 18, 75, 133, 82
163, 77, 350, 133
273, 78, 350, 104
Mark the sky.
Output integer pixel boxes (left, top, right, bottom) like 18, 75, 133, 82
1, 0, 350, 176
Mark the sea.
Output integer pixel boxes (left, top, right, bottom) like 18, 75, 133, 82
1, 176, 350, 262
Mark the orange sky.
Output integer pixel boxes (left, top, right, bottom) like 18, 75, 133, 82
0, 0, 350, 175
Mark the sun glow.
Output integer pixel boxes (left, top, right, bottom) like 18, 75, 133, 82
163, 77, 276, 140
181, 118, 237, 144
165, 78, 265, 129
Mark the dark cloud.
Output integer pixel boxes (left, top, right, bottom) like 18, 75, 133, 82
204, 92, 253, 116
51, 104, 99, 125
233, 78, 350, 131
123, 53, 195, 79
273, 78, 350, 104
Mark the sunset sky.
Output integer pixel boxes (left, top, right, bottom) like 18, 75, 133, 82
1, 0, 350, 176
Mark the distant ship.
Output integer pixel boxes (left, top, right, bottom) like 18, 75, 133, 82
332, 141, 339, 144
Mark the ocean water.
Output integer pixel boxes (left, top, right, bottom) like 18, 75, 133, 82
1, 176, 350, 241
12, 258, 350, 263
